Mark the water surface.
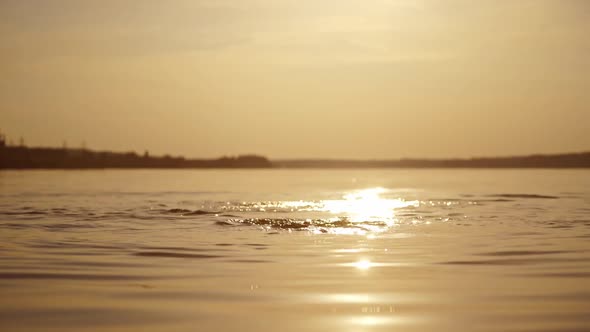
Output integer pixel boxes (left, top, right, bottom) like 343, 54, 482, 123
1, 169, 589, 331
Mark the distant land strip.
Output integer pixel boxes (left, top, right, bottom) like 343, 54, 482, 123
0, 146, 272, 169
1, 145, 589, 169
275, 152, 590, 169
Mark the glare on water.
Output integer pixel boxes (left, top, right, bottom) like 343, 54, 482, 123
1, 170, 589, 332
280, 187, 419, 235
322, 187, 419, 223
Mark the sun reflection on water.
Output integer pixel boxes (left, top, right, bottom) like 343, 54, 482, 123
352, 259, 373, 270
349, 316, 393, 326
340, 259, 408, 270
224, 187, 419, 234
281, 187, 418, 224
323, 187, 417, 223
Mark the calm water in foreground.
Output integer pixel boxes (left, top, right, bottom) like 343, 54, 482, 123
0, 169, 589, 332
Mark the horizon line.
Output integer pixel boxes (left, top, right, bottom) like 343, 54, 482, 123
3, 143, 590, 162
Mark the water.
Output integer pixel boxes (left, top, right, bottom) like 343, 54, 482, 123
0, 169, 589, 332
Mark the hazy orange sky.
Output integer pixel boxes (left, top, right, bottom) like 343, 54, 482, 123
1, 0, 588, 159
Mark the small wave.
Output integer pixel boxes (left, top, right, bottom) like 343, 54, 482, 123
447, 213, 465, 217
133, 251, 222, 259
488, 194, 559, 199
224, 259, 272, 263
524, 272, 590, 278
164, 209, 219, 215
244, 243, 268, 247
42, 223, 97, 231
29, 242, 124, 250
139, 246, 215, 252
426, 198, 464, 202
0, 272, 156, 281
216, 218, 312, 229
440, 256, 587, 266
166, 208, 192, 214
477, 198, 515, 202
0, 210, 47, 216
186, 210, 220, 216
0, 307, 182, 328
217, 217, 390, 234
477, 250, 573, 257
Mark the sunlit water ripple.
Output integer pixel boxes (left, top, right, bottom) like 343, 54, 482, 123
0, 169, 589, 332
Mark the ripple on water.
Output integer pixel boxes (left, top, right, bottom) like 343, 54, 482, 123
133, 252, 223, 259
216, 217, 394, 234
476, 250, 577, 256
487, 194, 560, 199
164, 208, 220, 215
440, 256, 588, 266
0, 307, 184, 328
0, 272, 160, 281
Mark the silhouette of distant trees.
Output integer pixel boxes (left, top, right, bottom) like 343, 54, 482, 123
1, 131, 589, 169
0, 144, 272, 169
275, 153, 590, 168
0, 131, 272, 169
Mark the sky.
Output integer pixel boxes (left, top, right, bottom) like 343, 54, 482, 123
0, 0, 589, 159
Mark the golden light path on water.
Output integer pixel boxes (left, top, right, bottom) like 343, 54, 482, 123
282, 188, 419, 285
321, 190, 414, 329
322, 188, 418, 223
280, 188, 418, 221
279, 187, 419, 233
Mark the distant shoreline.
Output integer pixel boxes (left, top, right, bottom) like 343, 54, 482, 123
0, 146, 272, 169
274, 152, 590, 169
1, 145, 590, 169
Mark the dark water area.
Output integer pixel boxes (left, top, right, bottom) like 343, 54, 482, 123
0, 169, 589, 331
